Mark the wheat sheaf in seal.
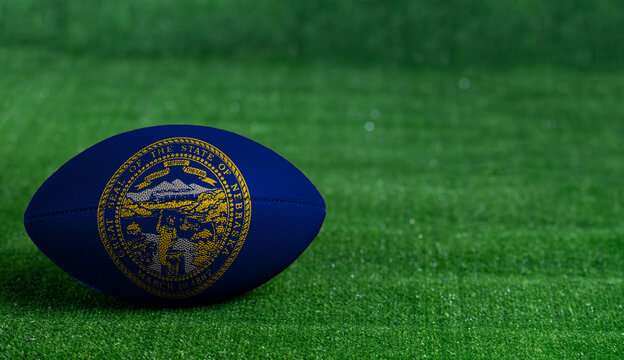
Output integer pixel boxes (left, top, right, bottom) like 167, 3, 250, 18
97, 137, 251, 299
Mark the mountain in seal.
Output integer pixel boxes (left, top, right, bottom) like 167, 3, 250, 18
127, 179, 215, 202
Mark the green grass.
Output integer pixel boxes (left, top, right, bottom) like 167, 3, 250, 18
0, 47, 623, 358
2, 0, 624, 69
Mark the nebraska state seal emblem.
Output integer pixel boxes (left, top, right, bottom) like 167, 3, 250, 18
97, 137, 251, 298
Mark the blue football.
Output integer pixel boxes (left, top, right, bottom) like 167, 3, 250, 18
24, 125, 326, 304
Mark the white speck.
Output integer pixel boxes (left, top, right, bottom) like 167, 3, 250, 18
331, 263, 335, 268
364, 121, 375, 132
350, 274, 355, 278
459, 77, 471, 90
418, 233, 423, 239
370, 109, 380, 119
409, 218, 415, 225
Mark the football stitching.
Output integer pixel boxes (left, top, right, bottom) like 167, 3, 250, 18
25, 197, 325, 220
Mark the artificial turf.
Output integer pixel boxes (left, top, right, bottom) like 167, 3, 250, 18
0, 47, 623, 358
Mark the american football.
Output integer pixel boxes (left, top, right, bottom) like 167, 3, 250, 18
24, 125, 326, 304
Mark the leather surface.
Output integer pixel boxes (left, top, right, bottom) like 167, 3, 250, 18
23, 125, 326, 304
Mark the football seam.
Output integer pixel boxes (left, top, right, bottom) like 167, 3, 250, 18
24, 197, 325, 220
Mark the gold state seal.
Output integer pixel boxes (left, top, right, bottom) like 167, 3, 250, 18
97, 138, 251, 299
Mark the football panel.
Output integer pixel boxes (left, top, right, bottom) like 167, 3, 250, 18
24, 125, 325, 222
24, 200, 326, 303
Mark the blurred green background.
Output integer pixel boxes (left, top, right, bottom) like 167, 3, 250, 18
1, 1, 623, 359
2, 0, 624, 68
